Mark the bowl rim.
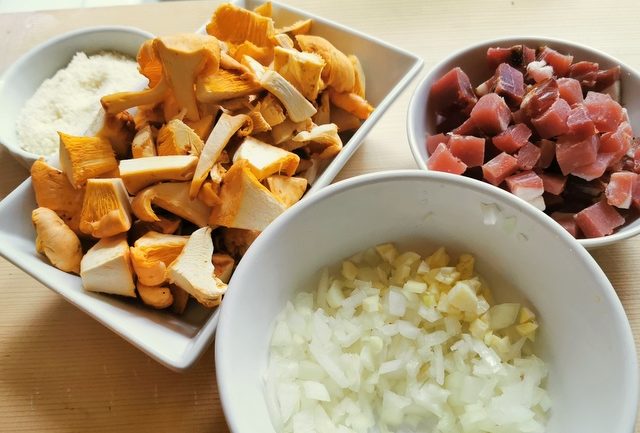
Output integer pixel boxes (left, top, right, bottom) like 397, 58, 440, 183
215, 168, 639, 433
406, 35, 640, 249
0, 25, 154, 165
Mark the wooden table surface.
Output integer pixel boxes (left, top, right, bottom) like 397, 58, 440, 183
1, 0, 639, 431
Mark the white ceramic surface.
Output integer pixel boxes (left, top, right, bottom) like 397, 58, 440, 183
199, 0, 424, 194
406, 36, 640, 249
216, 170, 638, 433
0, 5, 422, 370
0, 26, 153, 168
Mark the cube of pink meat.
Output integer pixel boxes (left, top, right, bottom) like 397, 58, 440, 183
505, 170, 544, 201
470, 93, 512, 136
538, 46, 574, 77
600, 121, 633, 162
452, 116, 480, 136
555, 134, 599, 176
537, 139, 556, 169
482, 152, 519, 186
426, 133, 450, 155
569, 61, 599, 88
430, 67, 478, 116
566, 105, 596, 139
495, 63, 525, 105
539, 173, 567, 195
520, 78, 559, 119
594, 66, 621, 92
584, 91, 624, 133
575, 200, 625, 238
427, 143, 467, 174
551, 212, 579, 237
492, 123, 532, 153
516, 142, 541, 170
557, 78, 584, 106
448, 135, 486, 167
531, 98, 571, 139
571, 153, 616, 181
605, 171, 638, 209
632, 175, 640, 210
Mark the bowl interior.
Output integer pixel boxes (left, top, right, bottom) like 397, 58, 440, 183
217, 171, 637, 433
0, 26, 152, 167
407, 36, 640, 248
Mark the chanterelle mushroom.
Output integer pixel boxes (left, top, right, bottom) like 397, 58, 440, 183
80, 233, 136, 297
79, 178, 132, 238
167, 227, 227, 307
209, 160, 286, 230
58, 132, 118, 189
32, 207, 82, 274
101, 33, 221, 122
31, 160, 85, 235
131, 181, 211, 227
119, 155, 198, 194
130, 231, 188, 286
232, 135, 300, 180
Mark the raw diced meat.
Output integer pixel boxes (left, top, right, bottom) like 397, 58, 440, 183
632, 176, 640, 210
492, 123, 532, 153
448, 135, 485, 167
557, 77, 584, 106
520, 78, 559, 119
569, 61, 599, 88
551, 212, 579, 237
426, 133, 450, 155
430, 67, 478, 116
526, 60, 554, 83
487, 45, 535, 70
571, 153, 616, 181
539, 173, 567, 195
427, 143, 467, 174
556, 135, 599, 176
475, 76, 496, 97
505, 171, 544, 201
575, 200, 625, 238
537, 139, 556, 169
584, 91, 624, 133
594, 66, 622, 92
531, 98, 571, 138
516, 142, 541, 170
565, 105, 596, 139
482, 152, 519, 186
538, 46, 573, 77
470, 93, 511, 135
605, 171, 637, 209
495, 63, 525, 105
526, 195, 546, 211
452, 116, 479, 136
600, 121, 633, 162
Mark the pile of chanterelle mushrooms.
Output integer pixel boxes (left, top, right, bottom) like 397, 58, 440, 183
30, 1, 374, 313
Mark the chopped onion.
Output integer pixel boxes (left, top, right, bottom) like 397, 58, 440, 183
266, 245, 549, 432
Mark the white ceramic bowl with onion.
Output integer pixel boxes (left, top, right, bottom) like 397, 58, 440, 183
0, 26, 153, 169
215, 170, 638, 433
406, 36, 640, 249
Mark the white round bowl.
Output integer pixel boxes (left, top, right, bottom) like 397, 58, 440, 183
216, 170, 638, 433
406, 36, 640, 249
0, 26, 153, 169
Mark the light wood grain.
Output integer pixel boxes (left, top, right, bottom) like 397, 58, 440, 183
0, 0, 639, 431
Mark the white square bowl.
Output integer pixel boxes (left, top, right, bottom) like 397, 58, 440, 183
0, 2, 423, 370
